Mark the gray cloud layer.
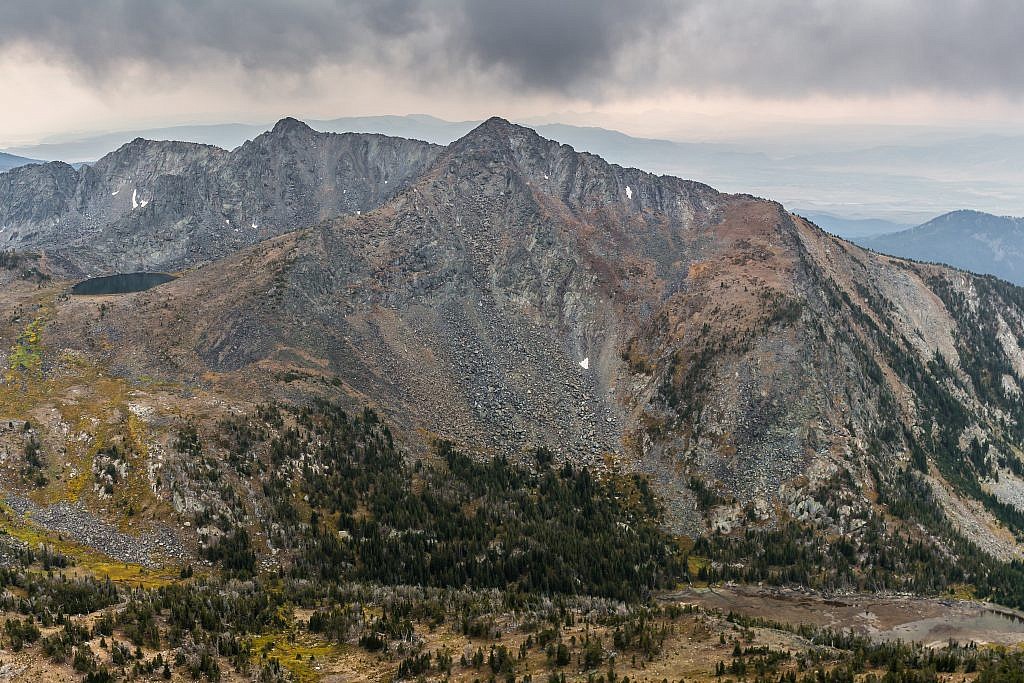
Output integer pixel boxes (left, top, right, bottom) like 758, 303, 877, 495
2, 0, 1022, 98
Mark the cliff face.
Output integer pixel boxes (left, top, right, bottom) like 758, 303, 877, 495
0, 118, 440, 274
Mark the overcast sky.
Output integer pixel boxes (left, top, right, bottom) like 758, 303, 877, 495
2, 0, 1022, 146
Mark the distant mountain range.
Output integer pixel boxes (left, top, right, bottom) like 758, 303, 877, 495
796, 210, 912, 239
857, 210, 1024, 285
0, 115, 474, 163
6, 114, 1024, 223
0, 151, 39, 172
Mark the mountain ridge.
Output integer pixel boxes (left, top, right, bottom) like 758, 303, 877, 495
9, 114, 1024, 223
0, 150, 39, 172
0, 123, 442, 275
3, 117, 1019, 555
2, 118, 1024, 590
860, 209, 1024, 285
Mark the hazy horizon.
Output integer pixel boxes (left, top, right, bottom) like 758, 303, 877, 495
3, 1, 1024, 221
3, 2, 1023, 143
4, 111, 1021, 225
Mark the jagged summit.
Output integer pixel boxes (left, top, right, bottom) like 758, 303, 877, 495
434, 115, 720, 227
458, 115, 522, 138
268, 116, 316, 137
89, 137, 224, 176
481, 114, 513, 127
0, 121, 441, 274
444, 115, 545, 158
102, 136, 224, 157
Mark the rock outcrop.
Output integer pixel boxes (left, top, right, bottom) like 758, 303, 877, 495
0, 118, 440, 274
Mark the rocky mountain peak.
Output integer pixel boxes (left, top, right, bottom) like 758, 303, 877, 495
462, 115, 518, 139
445, 115, 551, 163
0, 118, 442, 274
89, 137, 222, 178
432, 116, 726, 238
268, 116, 316, 138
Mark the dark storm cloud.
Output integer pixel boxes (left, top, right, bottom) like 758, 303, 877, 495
1, 0, 1022, 97
0, 0, 435, 75
452, 0, 674, 90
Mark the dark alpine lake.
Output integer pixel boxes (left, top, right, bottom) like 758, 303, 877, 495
70, 272, 177, 295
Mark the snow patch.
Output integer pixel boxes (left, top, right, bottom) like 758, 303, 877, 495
111, 190, 119, 196
543, 174, 549, 180
579, 357, 590, 370
251, 220, 258, 229
129, 189, 148, 209
625, 185, 633, 200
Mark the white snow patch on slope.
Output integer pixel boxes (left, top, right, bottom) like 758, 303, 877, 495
579, 357, 590, 370
131, 189, 138, 209
111, 190, 119, 196
625, 185, 633, 200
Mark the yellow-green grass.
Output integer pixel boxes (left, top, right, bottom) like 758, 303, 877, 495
251, 631, 342, 683
948, 583, 977, 601
5, 316, 44, 380
0, 327, 169, 522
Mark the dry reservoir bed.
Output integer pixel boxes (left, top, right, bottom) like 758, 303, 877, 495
664, 585, 1024, 647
